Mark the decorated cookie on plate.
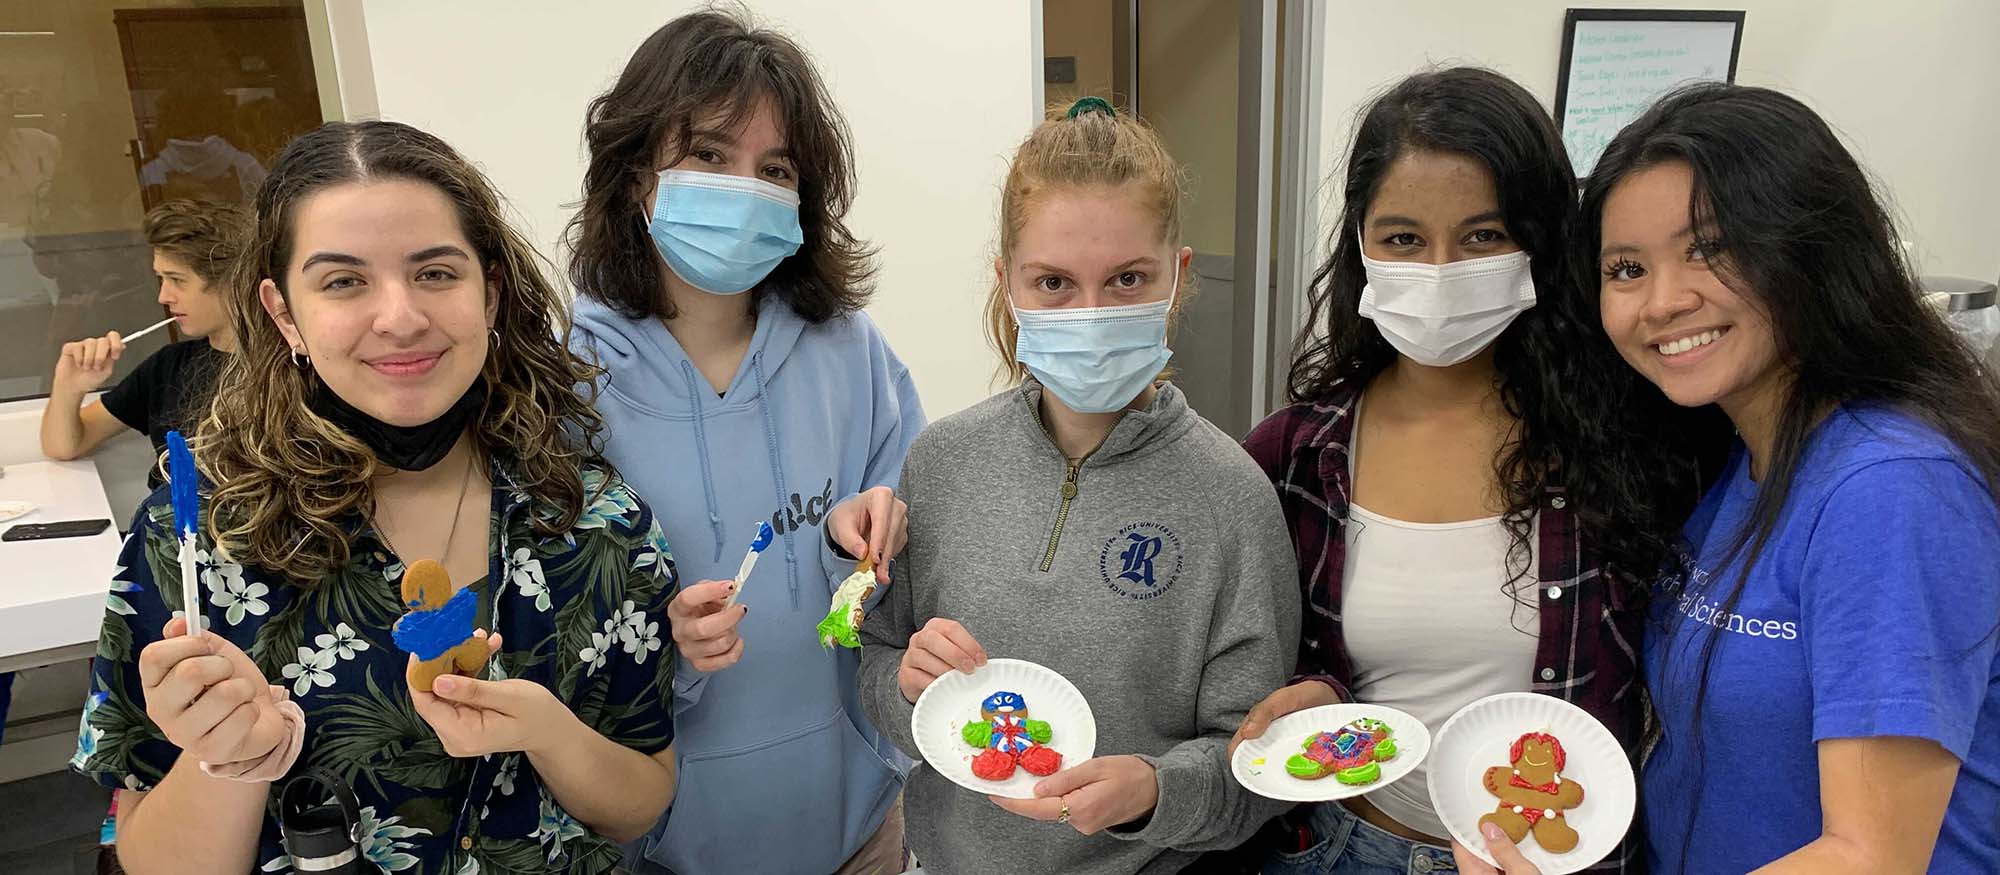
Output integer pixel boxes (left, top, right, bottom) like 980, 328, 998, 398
962, 690, 1062, 780
1287, 717, 1399, 785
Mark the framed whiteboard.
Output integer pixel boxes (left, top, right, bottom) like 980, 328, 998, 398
1554, 9, 1745, 177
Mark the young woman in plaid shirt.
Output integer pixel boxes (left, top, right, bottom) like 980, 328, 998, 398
1231, 69, 1713, 875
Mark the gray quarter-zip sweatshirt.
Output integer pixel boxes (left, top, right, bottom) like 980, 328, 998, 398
860, 381, 1300, 875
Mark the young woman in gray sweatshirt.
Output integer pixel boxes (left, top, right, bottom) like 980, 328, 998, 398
858, 99, 1300, 875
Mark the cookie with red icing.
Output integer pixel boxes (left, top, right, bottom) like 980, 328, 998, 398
1479, 732, 1585, 853
961, 690, 1062, 780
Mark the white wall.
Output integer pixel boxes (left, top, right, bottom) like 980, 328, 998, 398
345, 0, 1038, 416
1316, 0, 2000, 283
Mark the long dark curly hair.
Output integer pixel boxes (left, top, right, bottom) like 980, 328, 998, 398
1288, 67, 1718, 601
198, 121, 608, 584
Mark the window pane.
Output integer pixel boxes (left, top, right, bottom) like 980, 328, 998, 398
0, 1, 323, 401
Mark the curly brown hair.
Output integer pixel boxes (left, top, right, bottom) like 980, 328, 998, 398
564, 6, 873, 322
194, 120, 607, 584
142, 199, 249, 286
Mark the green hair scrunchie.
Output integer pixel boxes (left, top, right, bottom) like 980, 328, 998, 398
1066, 96, 1116, 119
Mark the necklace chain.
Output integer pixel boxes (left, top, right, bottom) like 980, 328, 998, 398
373, 448, 478, 565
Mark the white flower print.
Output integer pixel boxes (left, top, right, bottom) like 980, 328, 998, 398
620, 610, 662, 664
313, 623, 370, 661
356, 805, 430, 872
608, 599, 646, 646
280, 646, 337, 696
209, 574, 270, 626
579, 629, 614, 676
493, 755, 519, 797
198, 548, 246, 594
509, 547, 550, 612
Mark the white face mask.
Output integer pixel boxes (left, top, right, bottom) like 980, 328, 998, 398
1357, 239, 1537, 367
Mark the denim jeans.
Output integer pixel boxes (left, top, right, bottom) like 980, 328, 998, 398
1263, 802, 1460, 875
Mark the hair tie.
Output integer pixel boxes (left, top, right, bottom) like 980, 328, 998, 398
1066, 96, 1115, 119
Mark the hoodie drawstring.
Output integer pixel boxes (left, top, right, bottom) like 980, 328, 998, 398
751, 351, 800, 608
678, 359, 729, 563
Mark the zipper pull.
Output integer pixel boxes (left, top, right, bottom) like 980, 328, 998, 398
1061, 464, 1078, 499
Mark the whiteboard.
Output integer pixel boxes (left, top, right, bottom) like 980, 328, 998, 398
1554, 10, 1744, 177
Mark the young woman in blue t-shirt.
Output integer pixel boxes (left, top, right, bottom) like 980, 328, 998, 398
1458, 83, 2000, 875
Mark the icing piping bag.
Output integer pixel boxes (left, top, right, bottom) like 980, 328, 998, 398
122, 316, 176, 344
165, 430, 202, 637
722, 520, 775, 609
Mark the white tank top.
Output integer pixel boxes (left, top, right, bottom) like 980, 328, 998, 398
1342, 484, 1540, 836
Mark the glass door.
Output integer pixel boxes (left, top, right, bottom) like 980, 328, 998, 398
1040, 0, 1321, 437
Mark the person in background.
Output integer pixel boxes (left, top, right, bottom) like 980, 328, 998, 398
859, 98, 1299, 875
565, 10, 923, 875
1234, 68, 1712, 874
1458, 82, 2000, 875
40, 199, 246, 476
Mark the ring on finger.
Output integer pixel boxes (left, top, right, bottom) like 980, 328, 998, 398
1056, 797, 1070, 825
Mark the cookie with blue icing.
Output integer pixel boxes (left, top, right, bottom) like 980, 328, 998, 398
963, 690, 1062, 779
392, 559, 491, 692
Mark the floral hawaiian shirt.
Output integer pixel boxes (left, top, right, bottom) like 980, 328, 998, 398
72, 461, 677, 875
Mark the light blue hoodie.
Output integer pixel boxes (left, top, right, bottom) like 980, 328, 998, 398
572, 293, 925, 875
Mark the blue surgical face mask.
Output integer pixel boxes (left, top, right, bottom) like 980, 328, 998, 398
645, 169, 805, 295
1012, 259, 1179, 414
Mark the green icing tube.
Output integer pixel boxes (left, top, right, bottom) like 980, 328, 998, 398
961, 720, 989, 749
1024, 719, 1052, 744
1285, 754, 1320, 778
1335, 762, 1381, 785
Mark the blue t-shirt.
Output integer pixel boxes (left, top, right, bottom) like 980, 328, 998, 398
1643, 406, 2000, 873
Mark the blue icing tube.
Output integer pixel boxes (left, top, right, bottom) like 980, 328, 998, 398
726, 520, 777, 608
165, 430, 198, 538
392, 586, 479, 660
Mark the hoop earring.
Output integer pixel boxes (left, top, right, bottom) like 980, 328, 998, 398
290, 348, 309, 368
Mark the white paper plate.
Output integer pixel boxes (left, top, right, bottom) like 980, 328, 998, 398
0, 501, 33, 523
1230, 703, 1430, 803
1428, 693, 1636, 875
910, 658, 1096, 799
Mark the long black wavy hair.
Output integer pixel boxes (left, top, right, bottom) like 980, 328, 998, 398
1289, 67, 1714, 602
1581, 82, 2000, 866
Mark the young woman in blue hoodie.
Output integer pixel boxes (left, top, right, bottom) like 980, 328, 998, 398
565, 10, 924, 875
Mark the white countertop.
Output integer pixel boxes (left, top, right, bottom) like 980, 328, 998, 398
0, 459, 123, 665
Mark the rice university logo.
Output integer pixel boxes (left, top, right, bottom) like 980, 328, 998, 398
1099, 522, 1184, 601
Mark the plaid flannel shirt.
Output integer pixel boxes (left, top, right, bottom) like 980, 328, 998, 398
1240, 381, 1648, 873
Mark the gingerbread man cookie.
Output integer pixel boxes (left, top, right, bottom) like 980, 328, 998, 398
962, 691, 1061, 780
392, 559, 491, 692
1480, 731, 1585, 853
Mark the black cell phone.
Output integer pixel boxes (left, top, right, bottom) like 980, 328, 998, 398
2, 518, 113, 542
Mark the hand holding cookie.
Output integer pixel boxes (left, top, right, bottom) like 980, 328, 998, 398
1455, 824, 1545, 875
